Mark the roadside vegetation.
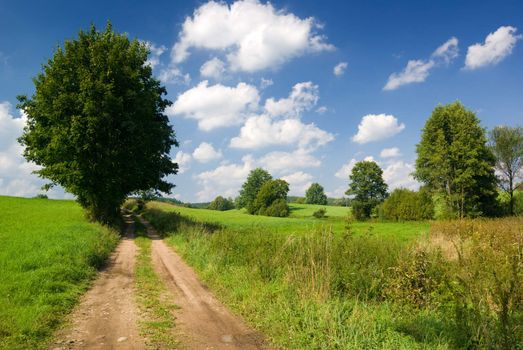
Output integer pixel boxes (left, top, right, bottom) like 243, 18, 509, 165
143, 201, 522, 349
0, 196, 118, 349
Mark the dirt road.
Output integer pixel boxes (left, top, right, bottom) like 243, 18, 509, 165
51, 214, 145, 350
138, 216, 271, 350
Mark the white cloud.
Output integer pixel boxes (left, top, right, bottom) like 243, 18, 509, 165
380, 147, 401, 158
334, 156, 375, 179
258, 149, 321, 173
260, 78, 274, 89
384, 37, 458, 90
158, 66, 191, 85
281, 171, 313, 196
195, 155, 254, 201
383, 160, 419, 190
333, 61, 348, 76
316, 106, 328, 114
465, 26, 522, 70
174, 151, 192, 174
200, 57, 226, 79
264, 81, 319, 118
326, 186, 347, 198
143, 41, 166, 69
352, 114, 405, 144
230, 114, 334, 150
167, 81, 260, 131
192, 142, 222, 163
432, 37, 459, 64
384, 59, 435, 91
171, 0, 334, 72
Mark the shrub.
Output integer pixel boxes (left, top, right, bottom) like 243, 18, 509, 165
251, 179, 290, 217
381, 188, 434, 221
208, 196, 235, 211
263, 198, 290, 217
312, 208, 326, 218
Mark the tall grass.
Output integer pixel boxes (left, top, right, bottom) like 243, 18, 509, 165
0, 196, 119, 350
145, 205, 522, 349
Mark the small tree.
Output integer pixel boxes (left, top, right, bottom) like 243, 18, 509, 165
238, 168, 272, 214
17, 23, 177, 224
208, 196, 235, 211
305, 183, 328, 205
346, 161, 388, 220
415, 102, 498, 218
490, 126, 523, 216
252, 179, 290, 217
380, 187, 434, 221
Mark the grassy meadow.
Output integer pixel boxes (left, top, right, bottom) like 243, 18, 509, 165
0, 196, 119, 350
143, 201, 523, 350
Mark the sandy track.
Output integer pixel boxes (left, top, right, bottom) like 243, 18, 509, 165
51, 215, 145, 350
137, 216, 271, 350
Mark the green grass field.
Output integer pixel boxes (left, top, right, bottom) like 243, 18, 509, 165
0, 196, 118, 350
148, 201, 429, 241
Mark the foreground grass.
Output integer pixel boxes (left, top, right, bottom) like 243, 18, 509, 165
148, 201, 429, 241
133, 217, 178, 349
0, 196, 119, 350
144, 204, 522, 349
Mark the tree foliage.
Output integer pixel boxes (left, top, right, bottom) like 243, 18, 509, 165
346, 161, 388, 220
238, 168, 273, 214
380, 187, 434, 221
305, 183, 328, 205
252, 179, 290, 217
208, 196, 235, 211
17, 23, 177, 223
489, 126, 523, 215
415, 102, 498, 218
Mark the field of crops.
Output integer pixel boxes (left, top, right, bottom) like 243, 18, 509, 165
0, 196, 118, 349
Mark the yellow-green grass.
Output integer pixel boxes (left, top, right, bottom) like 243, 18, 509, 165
148, 201, 429, 241
0, 196, 118, 350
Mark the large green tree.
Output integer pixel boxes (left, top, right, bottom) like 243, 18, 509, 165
346, 161, 388, 220
238, 168, 272, 214
252, 179, 290, 217
305, 183, 328, 205
18, 24, 178, 223
415, 102, 498, 218
489, 126, 523, 215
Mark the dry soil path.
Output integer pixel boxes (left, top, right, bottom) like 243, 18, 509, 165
51, 214, 145, 350
137, 215, 271, 350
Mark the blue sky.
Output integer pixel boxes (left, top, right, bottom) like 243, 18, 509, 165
1, 0, 522, 201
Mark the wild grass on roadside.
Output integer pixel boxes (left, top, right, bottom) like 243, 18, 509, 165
133, 217, 179, 349
0, 196, 119, 350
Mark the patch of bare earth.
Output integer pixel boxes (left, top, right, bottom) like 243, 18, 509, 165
137, 216, 273, 350
51, 215, 145, 350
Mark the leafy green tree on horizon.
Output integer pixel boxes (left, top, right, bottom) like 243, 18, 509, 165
489, 126, 523, 215
346, 160, 388, 220
415, 102, 498, 218
18, 23, 178, 224
208, 196, 235, 211
238, 168, 272, 214
252, 179, 290, 217
305, 183, 328, 205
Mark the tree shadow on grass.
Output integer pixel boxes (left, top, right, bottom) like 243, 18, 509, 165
142, 208, 222, 237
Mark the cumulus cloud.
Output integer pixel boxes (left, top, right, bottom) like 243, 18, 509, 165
174, 151, 192, 174
200, 57, 226, 79
465, 26, 522, 70
316, 106, 328, 114
195, 155, 254, 201
158, 66, 191, 85
281, 171, 313, 196
380, 147, 401, 158
352, 114, 405, 144
143, 41, 166, 69
0, 102, 69, 198
230, 114, 334, 150
264, 81, 319, 118
171, 0, 334, 72
384, 37, 458, 90
333, 61, 348, 76
382, 160, 419, 190
167, 80, 260, 131
192, 142, 222, 163
258, 149, 321, 173
334, 156, 375, 179
260, 78, 274, 89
